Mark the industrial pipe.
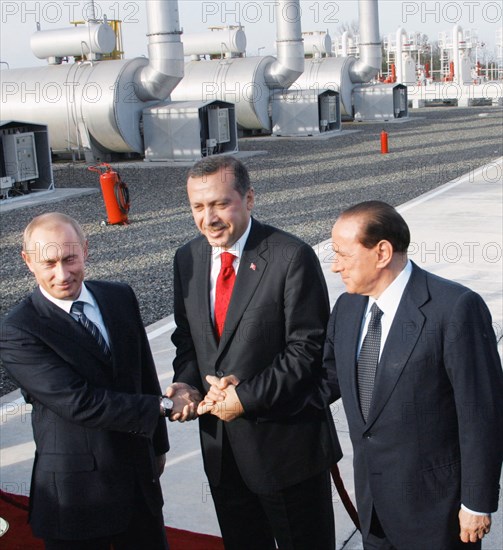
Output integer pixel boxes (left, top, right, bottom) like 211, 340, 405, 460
341, 30, 355, 57
303, 31, 332, 58
395, 27, 408, 84
265, 0, 304, 89
30, 23, 116, 63
452, 24, 463, 85
135, 0, 184, 101
183, 26, 246, 58
349, 0, 382, 83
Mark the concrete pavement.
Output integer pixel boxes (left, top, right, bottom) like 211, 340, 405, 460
1, 158, 502, 548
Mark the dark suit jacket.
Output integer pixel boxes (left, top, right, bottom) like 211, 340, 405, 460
0, 281, 168, 541
323, 263, 503, 549
172, 219, 341, 493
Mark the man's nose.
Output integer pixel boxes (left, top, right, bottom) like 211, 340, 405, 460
203, 207, 217, 226
331, 258, 341, 273
54, 261, 69, 280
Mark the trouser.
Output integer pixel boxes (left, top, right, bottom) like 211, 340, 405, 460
43, 483, 169, 550
210, 430, 335, 550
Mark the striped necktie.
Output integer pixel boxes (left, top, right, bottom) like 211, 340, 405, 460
357, 303, 383, 422
71, 301, 111, 358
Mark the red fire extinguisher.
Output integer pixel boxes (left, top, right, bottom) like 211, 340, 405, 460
89, 163, 130, 225
380, 130, 389, 154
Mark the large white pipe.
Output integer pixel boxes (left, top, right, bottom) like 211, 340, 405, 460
135, 0, 184, 101
341, 30, 354, 57
349, 0, 382, 83
303, 31, 332, 58
265, 0, 304, 89
395, 27, 408, 84
183, 27, 246, 58
30, 23, 115, 62
452, 24, 463, 84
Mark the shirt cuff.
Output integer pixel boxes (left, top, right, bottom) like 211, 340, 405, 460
461, 504, 491, 516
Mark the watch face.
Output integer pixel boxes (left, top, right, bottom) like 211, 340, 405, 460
162, 397, 174, 413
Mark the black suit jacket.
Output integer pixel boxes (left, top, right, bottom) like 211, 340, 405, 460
172, 219, 341, 493
0, 281, 168, 540
323, 263, 503, 549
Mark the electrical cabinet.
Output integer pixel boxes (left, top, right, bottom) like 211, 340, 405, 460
2, 132, 39, 182
208, 108, 231, 144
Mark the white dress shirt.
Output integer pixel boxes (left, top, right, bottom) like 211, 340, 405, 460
40, 283, 110, 346
209, 218, 252, 323
357, 260, 413, 359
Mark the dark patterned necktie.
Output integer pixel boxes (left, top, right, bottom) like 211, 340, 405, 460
357, 303, 383, 422
214, 252, 236, 340
71, 301, 111, 358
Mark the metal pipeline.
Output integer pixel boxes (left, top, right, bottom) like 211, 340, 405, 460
395, 27, 408, 84
349, 0, 382, 83
265, 0, 304, 89
452, 24, 463, 84
341, 30, 355, 57
135, 0, 184, 101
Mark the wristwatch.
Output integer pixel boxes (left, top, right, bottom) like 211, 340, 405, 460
160, 396, 174, 417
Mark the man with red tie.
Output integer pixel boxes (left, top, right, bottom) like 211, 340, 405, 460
167, 156, 341, 550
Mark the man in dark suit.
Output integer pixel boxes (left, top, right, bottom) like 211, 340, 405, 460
167, 156, 341, 550
0, 212, 188, 550
322, 201, 502, 550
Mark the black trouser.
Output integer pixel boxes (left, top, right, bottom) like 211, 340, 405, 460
43, 483, 169, 550
210, 430, 335, 550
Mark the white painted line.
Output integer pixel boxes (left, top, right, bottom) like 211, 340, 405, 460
147, 319, 176, 340
398, 157, 503, 214
0, 442, 36, 465
165, 450, 200, 467
0, 397, 26, 420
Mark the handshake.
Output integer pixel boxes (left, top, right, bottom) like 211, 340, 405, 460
163, 375, 244, 423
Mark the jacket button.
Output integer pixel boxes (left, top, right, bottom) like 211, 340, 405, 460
364, 432, 372, 439
216, 370, 224, 378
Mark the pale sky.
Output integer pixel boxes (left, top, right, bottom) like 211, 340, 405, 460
1, 1, 501, 69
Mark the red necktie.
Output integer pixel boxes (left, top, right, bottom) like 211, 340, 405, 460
214, 252, 236, 340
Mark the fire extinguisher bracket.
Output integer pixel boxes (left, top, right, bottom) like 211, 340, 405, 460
89, 163, 131, 225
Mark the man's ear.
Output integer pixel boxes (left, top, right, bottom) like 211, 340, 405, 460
376, 240, 393, 268
83, 240, 89, 261
21, 250, 35, 274
246, 188, 255, 211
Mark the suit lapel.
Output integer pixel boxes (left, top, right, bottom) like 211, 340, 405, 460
32, 287, 111, 367
196, 239, 218, 354
217, 220, 267, 355
338, 297, 368, 424
366, 264, 429, 426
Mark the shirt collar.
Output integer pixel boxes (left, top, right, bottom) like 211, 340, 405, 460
211, 217, 253, 261
367, 260, 413, 318
39, 282, 95, 314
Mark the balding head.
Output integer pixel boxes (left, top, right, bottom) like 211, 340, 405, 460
23, 212, 86, 253
22, 213, 88, 301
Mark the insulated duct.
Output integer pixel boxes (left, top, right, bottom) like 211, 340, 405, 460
395, 27, 408, 84
341, 30, 355, 57
135, 0, 184, 101
265, 0, 304, 88
349, 0, 382, 83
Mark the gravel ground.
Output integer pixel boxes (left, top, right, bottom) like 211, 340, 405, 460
1, 106, 502, 395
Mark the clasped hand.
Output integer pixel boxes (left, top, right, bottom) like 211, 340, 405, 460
197, 375, 244, 422
164, 382, 202, 422
164, 375, 244, 423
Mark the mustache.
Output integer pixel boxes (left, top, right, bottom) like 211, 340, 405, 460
204, 223, 228, 231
